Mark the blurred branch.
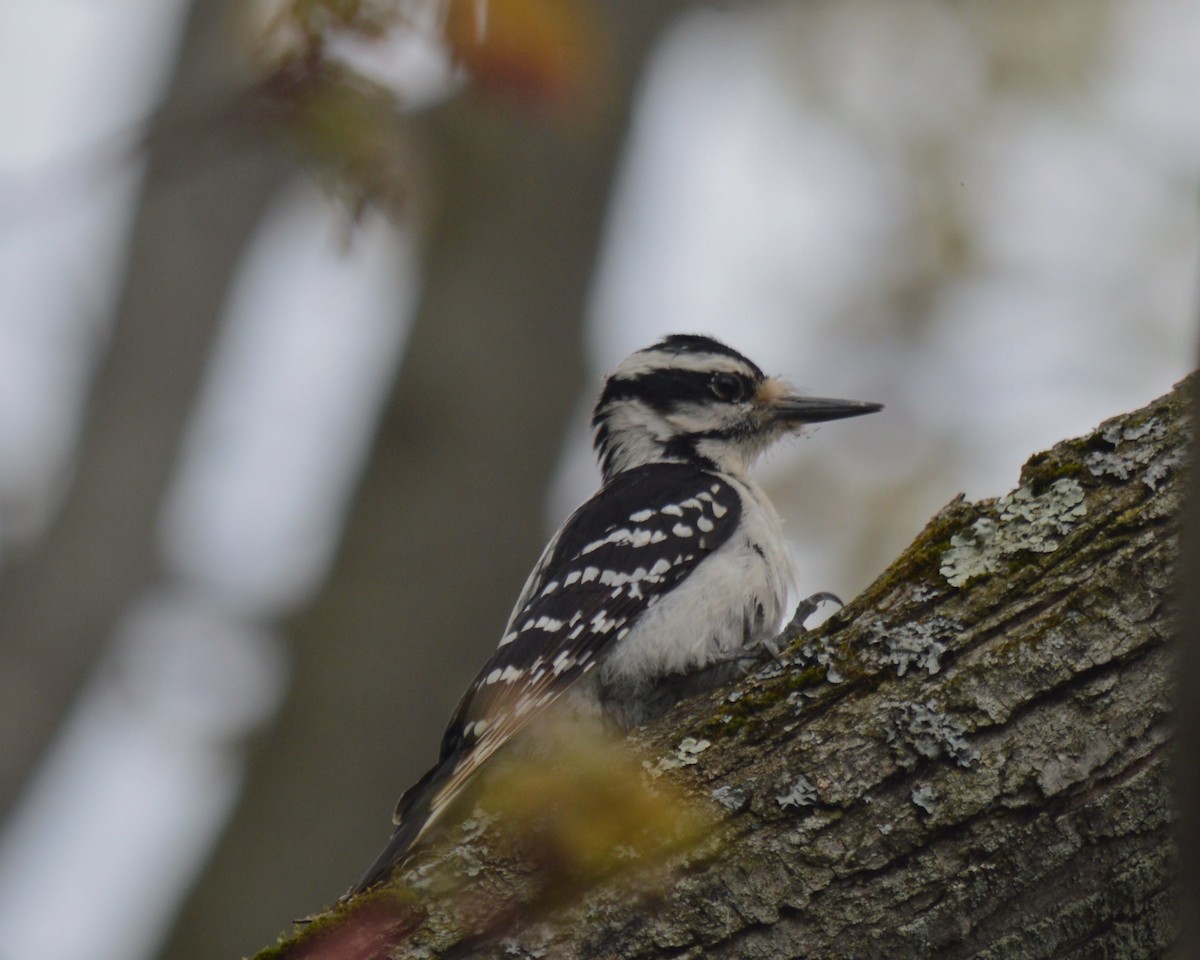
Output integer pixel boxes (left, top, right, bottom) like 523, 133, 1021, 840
0, 0, 291, 820
259, 375, 1187, 959
160, 3, 691, 958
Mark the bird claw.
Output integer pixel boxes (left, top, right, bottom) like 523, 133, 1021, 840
761, 592, 843, 659
721, 593, 843, 667
788, 591, 842, 632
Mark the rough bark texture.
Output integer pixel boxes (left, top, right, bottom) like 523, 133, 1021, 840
1175, 366, 1200, 960
258, 377, 1190, 960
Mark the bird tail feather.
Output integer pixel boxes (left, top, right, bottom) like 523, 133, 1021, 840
347, 753, 459, 896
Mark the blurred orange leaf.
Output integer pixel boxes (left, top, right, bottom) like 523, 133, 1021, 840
444, 0, 602, 112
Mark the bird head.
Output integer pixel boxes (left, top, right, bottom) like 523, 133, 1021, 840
591, 334, 881, 479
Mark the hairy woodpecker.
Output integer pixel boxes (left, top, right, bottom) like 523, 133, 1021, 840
350, 334, 881, 894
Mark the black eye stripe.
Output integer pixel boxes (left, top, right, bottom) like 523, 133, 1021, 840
597, 369, 756, 413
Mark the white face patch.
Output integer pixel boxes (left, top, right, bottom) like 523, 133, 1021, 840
594, 398, 673, 477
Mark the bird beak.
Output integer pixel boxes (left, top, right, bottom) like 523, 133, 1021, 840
767, 390, 883, 425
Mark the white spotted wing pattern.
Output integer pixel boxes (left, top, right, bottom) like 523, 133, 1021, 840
352, 462, 741, 892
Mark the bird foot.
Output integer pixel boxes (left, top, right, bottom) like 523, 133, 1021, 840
760, 591, 843, 659
788, 591, 843, 633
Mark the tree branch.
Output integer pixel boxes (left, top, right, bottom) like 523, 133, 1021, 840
259, 375, 1189, 960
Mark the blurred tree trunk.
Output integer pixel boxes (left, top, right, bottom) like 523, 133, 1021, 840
0, 0, 288, 818
160, 5, 690, 959
257, 374, 1187, 960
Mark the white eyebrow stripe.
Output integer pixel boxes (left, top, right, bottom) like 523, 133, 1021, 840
613, 351, 756, 379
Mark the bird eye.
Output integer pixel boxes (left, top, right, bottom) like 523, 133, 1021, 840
709, 372, 747, 403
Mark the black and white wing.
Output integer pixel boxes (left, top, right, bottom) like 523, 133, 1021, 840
350, 462, 742, 893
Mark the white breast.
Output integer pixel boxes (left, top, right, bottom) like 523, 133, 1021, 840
599, 472, 798, 688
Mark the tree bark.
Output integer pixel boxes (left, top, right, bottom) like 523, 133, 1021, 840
1170, 368, 1200, 960
257, 375, 1188, 960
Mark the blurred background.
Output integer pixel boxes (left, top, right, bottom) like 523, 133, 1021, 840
0, 0, 1196, 957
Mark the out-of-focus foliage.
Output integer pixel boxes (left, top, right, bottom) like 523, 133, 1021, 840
244, 58, 412, 220
238, 0, 606, 218
442, 0, 604, 113
253, 726, 714, 959
470, 725, 713, 892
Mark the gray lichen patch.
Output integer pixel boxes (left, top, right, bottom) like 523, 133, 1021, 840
711, 784, 750, 812
776, 774, 818, 809
500, 939, 549, 959
1086, 415, 1190, 491
886, 701, 980, 771
940, 478, 1087, 587
865, 617, 956, 677
795, 630, 846, 684
645, 736, 712, 778
911, 783, 939, 814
